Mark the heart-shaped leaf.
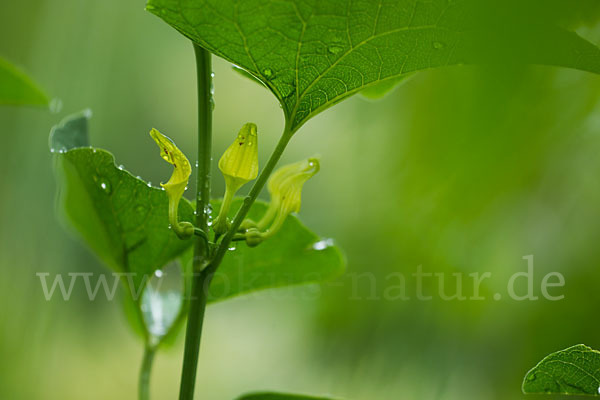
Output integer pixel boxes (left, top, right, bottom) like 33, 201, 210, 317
146, 0, 600, 132
50, 111, 195, 291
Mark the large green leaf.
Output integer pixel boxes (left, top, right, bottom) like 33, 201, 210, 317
50, 112, 195, 291
0, 57, 48, 106
146, 0, 600, 132
522, 344, 600, 396
51, 111, 195, 345
182, 198, 345, 303
237, 393, 339, 400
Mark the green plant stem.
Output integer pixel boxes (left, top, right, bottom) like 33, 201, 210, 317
208, 125, 293, 273
178, 43, 213, 400
139, 346, 156, 400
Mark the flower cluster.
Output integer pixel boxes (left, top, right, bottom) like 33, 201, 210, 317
151, 123, 319, 247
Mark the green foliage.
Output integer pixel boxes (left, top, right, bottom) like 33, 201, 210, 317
237, 393, 339, 400
146, 0, 600, 132
50, 111, 195, 345
50, 111, 343, 304
522, 344, 600, 396
206, 198, 345, 303
50, 112, 195, 291
0, 56, 48, 106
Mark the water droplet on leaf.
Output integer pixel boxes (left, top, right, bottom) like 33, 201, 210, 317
263, 68, 273, 78
433, 41, 445, 49
98, 179, 112, 194
312, 238, 334, 250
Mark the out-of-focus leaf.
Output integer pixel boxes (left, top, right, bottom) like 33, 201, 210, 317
237, 392, 340, 400
146, 0, 600, 132
522, 344, 600, 396
0, 57, 48, 106
360, 74, 415, 100
49, 110, 91, 152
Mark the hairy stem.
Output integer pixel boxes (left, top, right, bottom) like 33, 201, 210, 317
178, 44, 213, 400
139, 346, 156, 400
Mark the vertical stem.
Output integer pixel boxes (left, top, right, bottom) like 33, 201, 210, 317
139, 346, 156, 400
178, 44, 213, 400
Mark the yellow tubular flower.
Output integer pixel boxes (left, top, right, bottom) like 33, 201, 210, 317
150, 128, 193, 239
213, 123, 259, 234
244, 157, 319, 247
254, 158, 311, 231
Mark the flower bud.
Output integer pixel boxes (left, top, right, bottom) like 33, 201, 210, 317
150, 128, 193, 239
213, 123, 259, 234
244, 228, 263, 247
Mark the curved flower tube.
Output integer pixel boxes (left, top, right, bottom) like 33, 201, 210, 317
150, 128, 194, 239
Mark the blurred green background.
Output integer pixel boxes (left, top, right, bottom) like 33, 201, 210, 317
2, 1, 600, 399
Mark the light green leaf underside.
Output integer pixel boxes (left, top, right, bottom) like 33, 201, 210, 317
522, 344, 600, 396
200, 197, 345, 303
237, 392, 339, 400
146, 0, 600, 132
0, 57, 48, 106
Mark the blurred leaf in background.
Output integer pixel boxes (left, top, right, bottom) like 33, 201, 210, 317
0, 56, 48, 106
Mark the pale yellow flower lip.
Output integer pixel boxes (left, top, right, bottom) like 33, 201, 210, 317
149, 128, 191, 190
149, 128, 193, 239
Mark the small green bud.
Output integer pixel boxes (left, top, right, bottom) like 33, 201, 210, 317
244, 228, 263, 247
213, 123, 259, 234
